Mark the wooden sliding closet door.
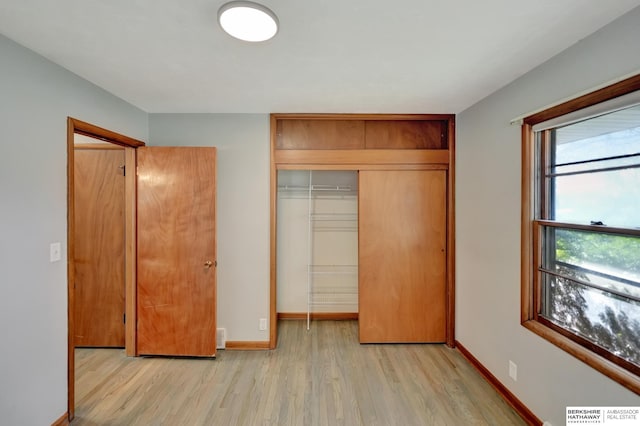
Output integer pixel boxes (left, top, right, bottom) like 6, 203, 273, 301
136, 147, 217, 357
359, 170, 447, 343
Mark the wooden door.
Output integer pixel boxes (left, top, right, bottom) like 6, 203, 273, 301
74, 147, 126, 347
359, 170, 447, 343
137, 147, 217, 357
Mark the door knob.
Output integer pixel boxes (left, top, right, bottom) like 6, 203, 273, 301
204, 260, 213, 268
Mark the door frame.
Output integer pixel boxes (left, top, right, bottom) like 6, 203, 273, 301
67, 117, 145, 421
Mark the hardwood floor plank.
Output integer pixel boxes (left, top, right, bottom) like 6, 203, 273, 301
74, 321, 526, 425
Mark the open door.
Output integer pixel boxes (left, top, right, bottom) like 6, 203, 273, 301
136, 146, 217, 357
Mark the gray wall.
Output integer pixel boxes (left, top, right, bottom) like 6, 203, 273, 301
456, 7, 640, 425
0, 34, 148, 425
148, 114, 270, 342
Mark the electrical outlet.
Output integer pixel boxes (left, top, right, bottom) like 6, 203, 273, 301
259, 318, 267, 331
50, 242, 61, 262
509, 360, 517, 381
216, 328, 226, 349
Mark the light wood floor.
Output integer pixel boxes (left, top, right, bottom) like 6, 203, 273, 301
74, 320, 526, 425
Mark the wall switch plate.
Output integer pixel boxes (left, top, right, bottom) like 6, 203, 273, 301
259, 318, 267, 331
50, 242, 61, 262
509, 360, 517, 381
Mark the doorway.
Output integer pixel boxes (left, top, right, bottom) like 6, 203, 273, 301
67, 117, 145, 421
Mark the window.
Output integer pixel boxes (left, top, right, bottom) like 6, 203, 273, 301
522, 74, 640, 393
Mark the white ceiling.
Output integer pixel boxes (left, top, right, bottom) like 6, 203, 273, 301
1, 0, 639, 114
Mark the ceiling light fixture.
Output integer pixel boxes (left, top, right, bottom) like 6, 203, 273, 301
218, 1, 279, 42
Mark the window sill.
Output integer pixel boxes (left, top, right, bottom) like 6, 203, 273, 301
521, 319, 640, 395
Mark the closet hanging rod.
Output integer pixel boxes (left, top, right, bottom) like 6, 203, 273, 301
311, 213, 357, 218
278, 184, 353, 192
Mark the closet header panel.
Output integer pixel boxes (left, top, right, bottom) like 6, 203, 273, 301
273, 149, 450, 166
273, 114, 453, 151
364, 120, 447, 149
276, 120, 365, 150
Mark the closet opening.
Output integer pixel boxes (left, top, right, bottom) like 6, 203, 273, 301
270, 113, 456, 348
277, 170, 359, 329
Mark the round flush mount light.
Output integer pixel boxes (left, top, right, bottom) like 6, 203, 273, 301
218, 1, 279, 42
